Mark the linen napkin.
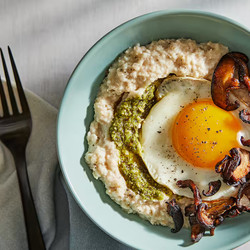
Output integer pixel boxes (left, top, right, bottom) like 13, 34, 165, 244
0, 90, 69, 250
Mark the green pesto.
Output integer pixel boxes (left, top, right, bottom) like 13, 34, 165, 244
110, 82, 173, 200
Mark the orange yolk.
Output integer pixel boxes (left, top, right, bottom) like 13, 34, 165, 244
172, 99, 241, 170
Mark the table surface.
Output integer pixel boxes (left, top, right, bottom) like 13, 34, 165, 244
0, 0, 249, 249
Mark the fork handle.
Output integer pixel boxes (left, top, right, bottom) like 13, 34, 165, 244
14, 152, 46, 250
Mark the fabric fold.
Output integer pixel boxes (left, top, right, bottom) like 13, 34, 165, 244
0, 91, 69, 250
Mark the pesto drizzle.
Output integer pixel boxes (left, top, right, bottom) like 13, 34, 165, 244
110, 82, 173, 200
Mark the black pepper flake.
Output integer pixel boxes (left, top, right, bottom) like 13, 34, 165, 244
157, 131, 162, 133
207, 128, 211, 131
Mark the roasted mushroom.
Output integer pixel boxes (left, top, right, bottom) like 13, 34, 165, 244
202, 180, 221, 197
211, 52, 250, 111
239, 109, 250, 124
176, 179, 246, 243
205, 197, 236, 217
215, 148, 250, 185
177, 180, 218, 242
240, 136, 250, 147
176, 180, 202, 206
166, 199, 184, 233
196, 203, 214, 229
236, 55, 250, 91
236, 179, 250, 211
189, 215, 205, 243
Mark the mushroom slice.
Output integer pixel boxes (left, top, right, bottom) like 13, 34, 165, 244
166, 199, 184, 233
189, 216, 205, 243
211, 52, 250, 111
236, 179, 250, 211
229, 52, 249, 63
239, 109, 250, 124
237, 56, 250, 91
212, 53, 241, 111
176, 179, 202, 206
205, 197, 236, 217
215, 148, 250, 185
240, 136, 250, 147
178, 180, 242, 243
185, 204, 196, 217
196, 203, 214, 229
202, 180, 221, 197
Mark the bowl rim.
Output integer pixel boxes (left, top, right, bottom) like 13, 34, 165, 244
57, 9, 250, 249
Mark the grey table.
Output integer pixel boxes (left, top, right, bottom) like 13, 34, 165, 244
0, 0, 249, 249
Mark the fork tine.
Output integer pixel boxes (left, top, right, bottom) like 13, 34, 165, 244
8, 47, 30, 114
0, 76, 9, 116
0, 48, 19, 114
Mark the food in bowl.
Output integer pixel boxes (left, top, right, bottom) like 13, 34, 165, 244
85, 39, 250, 242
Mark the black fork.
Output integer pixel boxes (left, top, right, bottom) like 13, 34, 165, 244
0, 47, 45, 250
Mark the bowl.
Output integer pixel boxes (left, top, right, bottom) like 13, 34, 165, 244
57, 10, 250, 250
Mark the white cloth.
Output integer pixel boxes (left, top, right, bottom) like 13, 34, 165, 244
0, 91, 66, 250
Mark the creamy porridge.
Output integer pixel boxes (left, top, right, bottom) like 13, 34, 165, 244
85, 39, 230, 230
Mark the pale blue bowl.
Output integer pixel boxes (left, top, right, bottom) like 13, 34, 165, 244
57, 10, 250, 250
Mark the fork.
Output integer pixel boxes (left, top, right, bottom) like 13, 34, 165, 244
0, 47, 45, 250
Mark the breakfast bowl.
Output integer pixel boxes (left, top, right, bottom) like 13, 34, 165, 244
57, 10, 250, 250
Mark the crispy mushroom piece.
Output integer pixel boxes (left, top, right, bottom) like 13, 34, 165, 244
221, 206, 241, 218
177, 179, 245, 243
239, 109, 250, 124
205, 197, 236, 217
240, 136, 250, 147
215, 148, 250, 185
185, 204, 196, 217
236, 179, 250, 211
227, 52, 249, 64
176, 180, 202, 206
185, 205, 206, 242
166, 199, 184, 233
196, 203, 214, 229
239, 110, 250, 147
236, 55, 250, 91
202, 180, 221, 197
177, 180, 216, 242
189, 216, 205, 243
211, 52, 250, 111
204, 197, 237, 229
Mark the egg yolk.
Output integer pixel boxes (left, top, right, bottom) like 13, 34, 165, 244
172, 99, 241, 170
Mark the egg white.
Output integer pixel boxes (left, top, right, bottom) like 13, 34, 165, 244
140, 77, 247, 201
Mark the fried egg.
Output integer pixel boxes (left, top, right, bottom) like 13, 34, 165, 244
140, 77, 250, 201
